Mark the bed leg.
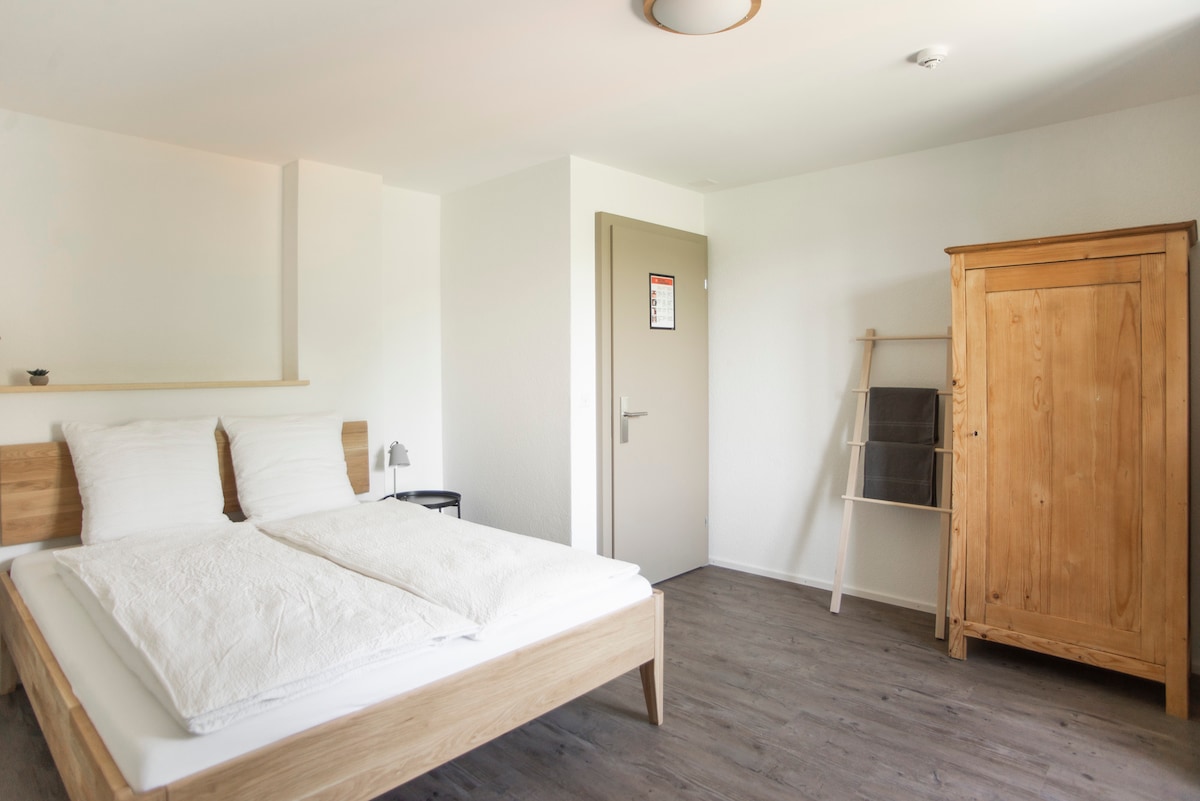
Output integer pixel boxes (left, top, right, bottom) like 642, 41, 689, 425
0, 634, 16, 695
639, 589, 664, 725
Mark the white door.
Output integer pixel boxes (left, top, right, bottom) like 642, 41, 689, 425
597, 214, 708, 584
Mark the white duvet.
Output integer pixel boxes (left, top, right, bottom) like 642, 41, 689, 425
260, 499, 643, 637
53, 522, 478, 734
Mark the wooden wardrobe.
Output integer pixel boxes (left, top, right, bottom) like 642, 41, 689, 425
947, 221, 1195, 718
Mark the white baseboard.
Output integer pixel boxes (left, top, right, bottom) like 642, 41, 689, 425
705, 557, 936, 615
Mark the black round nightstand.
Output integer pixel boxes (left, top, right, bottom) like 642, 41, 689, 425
385, 490, 461, 518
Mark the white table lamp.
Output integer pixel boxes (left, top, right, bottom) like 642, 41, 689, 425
388, 441, 410, 496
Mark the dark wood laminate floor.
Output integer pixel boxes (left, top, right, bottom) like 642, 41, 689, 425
3, 567, 1197, 801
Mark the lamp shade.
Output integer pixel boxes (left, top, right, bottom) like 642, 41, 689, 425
644, 0, 760, 35
388, 441, 411, 468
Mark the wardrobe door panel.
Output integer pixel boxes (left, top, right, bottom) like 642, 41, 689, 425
977, 259, 1152, 661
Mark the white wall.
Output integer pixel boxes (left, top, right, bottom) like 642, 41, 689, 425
439, 156, 704, 550
568, 158, 705, 550
440, 159, 573, 542
379, 186, 445, 493
706, 94, 1200, 662
0, 112, 282, 385
0, 114, 445, 566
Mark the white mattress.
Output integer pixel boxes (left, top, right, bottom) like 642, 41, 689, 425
11, 548, 651, 793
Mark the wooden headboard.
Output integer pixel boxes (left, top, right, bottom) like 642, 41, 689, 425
0, 421, 369, 546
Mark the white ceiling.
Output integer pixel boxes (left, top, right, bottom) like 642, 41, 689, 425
2, 1, 1199, 195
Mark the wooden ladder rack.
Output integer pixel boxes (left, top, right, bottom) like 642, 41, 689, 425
830, 327, 954, 639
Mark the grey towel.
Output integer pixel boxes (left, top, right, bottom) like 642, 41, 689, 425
863, 441, 935, 506
868, 387, 938, 445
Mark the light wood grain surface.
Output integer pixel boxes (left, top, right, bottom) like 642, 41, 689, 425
948, 222, 1192, 717
0, 380, 310, 394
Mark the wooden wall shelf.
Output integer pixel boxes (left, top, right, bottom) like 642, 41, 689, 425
0, 379, 309, 394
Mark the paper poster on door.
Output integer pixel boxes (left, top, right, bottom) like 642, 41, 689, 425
649, 273, 675, 330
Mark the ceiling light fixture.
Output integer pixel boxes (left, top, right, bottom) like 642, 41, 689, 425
644, 0, 761, 36
916, 47, 948, 70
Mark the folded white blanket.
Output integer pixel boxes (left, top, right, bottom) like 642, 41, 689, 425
260, 500, 642, 637
54, 522, 478, 734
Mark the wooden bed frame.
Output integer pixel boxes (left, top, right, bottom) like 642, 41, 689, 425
0, 422, 664, 801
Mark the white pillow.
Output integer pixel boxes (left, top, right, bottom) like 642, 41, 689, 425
221, 413, 356, 524
62, 417, 227, 545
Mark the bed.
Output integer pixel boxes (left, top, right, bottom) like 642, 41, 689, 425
0, 420, 664, 801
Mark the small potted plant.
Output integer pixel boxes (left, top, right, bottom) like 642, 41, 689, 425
27, 369, 50, 386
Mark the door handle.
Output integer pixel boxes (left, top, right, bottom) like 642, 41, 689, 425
619, 396, 648, 444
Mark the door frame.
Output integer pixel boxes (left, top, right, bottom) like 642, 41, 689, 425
595, 212, 708, 558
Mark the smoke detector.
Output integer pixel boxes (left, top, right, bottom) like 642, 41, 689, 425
916, 47, 948, 70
